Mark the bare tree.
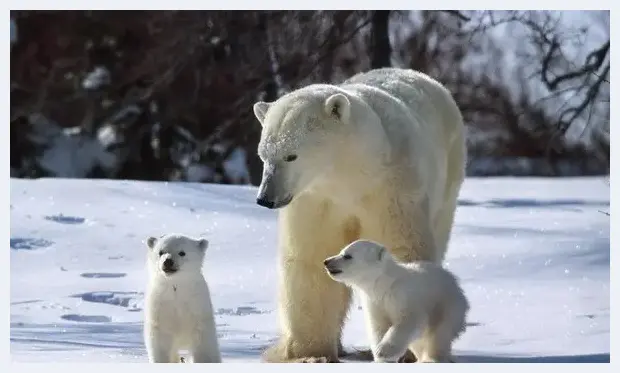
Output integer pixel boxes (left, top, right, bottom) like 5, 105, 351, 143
390, 10, 608, 175
463, 11, 609, 147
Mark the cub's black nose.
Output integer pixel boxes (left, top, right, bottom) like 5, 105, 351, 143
256, 198, 275, 209
163, 258, 174, 268
323, 259, 330, 266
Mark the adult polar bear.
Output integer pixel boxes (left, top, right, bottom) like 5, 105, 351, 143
252, 67, 466, 363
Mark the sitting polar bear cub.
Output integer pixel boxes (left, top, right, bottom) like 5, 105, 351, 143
324, 239, 469, 363
144, 234, 221, 363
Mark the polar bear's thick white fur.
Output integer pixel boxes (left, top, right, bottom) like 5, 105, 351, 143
144, 234, 222, 363
324, 239, 469, 363
252, 67, 467, 362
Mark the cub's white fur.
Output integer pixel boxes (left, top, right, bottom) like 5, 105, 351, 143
144, 234, 221, 363
324, 239, 469, 363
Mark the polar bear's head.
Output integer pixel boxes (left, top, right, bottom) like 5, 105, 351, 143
323, 239, 391, 285
145, 234, 209, 278
252, 87, 353, 209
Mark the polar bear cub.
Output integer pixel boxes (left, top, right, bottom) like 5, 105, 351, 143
324, 239, 469, 363
144, 234, 222, 363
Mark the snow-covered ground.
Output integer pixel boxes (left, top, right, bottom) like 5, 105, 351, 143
9, 177, 610, 363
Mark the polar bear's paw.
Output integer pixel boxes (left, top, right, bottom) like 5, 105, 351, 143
262, 340, 340, 363
343, 348, 416, 363
294, 356, 340, 363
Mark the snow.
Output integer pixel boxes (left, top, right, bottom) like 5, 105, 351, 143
9, 177, 609, 363
28, 114, 118, 178
82, 66, 111, 91
96, 124, 122, 149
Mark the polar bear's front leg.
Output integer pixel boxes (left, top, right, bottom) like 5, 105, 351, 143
263, 255, 352, 363
361, 299, 391, 354
360, 299, 418, 362
146, 328, 177, 363
262, 199, 359, 363
374, 318, 425, 363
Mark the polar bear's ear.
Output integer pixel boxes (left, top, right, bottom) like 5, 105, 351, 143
253, 101, 271, 126
197, 238, 209, 252
146, 236, 157, 250
324, 93, 351, 123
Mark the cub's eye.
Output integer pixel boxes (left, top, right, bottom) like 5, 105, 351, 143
343, 254, 352, 260
179, 251, 186, 257
284, 154, 297, 162
158, 250, 164, 256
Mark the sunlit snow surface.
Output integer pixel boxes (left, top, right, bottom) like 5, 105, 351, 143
10, 177, 609, 362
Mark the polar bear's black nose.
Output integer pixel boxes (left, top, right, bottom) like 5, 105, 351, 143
323, 258, 331, 266
256, 197, 275, 209
163, 258, 174, 268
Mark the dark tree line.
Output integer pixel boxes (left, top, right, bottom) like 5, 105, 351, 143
10, 10, 609, 184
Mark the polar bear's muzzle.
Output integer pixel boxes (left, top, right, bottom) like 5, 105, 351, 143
323, 257, 343, 276
161, 258, 178, 274
256, 163, 293, 209
256, 194, 293, 209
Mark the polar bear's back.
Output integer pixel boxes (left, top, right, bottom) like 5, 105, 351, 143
339, 68, 464, 147
340, 67, 451, 105
341, 67, 443, 98
398, 261, 468, 309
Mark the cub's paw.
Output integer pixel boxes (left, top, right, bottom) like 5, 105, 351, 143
374, 342, 403, 362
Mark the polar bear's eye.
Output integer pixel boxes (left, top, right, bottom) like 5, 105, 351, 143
343, 254, 352, 260
158, 250, 164, 256
179, 251, 186, 257
284, 154, 297, 162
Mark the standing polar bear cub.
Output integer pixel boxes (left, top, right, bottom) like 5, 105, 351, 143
253, 67, 467, 362
324, 240, 469, 363
144, 234, 222, 363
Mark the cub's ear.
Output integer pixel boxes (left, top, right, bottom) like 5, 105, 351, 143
146, 236, 157, 250
198, 238, 209, 252
324, 93, 351, 123
253, 101, 271, 126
